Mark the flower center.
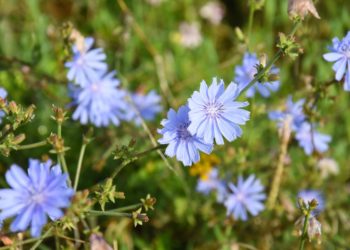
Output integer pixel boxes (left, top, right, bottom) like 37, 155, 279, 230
91, 83, 99, 92
205, 102, 223, 118
31, 193, 45, 204
236, 192, 245, 202
77, 57, 85, 66
340, 42, 350, 58
177, 122, 191, 140
248, 67, 257, 80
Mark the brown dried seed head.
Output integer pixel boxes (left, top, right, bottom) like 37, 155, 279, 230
288, 0, 320, 19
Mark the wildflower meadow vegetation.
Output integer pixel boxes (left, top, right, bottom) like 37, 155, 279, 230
0, 0, 349, 249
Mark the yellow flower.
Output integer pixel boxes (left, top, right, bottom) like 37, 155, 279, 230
189, 154, 220, 180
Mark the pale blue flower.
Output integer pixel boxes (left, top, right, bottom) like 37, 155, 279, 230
295, 123, 331, 155
323, 32, 350, 91
196, 168, 227, 202
187, 78, 250, 145
269, 96, 306, 131
224, 175, 266, 221
298, 189, 324, 215
65, 37, 108, 87
158, 105, 213, 166
69, 71, 127, 127
124, 90, 162, 125
0, 159, 74, 237
0, 88, 7, 124
235, 53, 280, 98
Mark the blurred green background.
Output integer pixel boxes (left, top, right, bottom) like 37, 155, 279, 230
0, 0, 350, 249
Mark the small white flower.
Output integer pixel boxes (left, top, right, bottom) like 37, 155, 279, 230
178, 22, 203, 49
316, 158, 339, 179
200, 1, 225, 25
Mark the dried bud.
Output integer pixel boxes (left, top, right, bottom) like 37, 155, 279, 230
288, 0, 320, 20
8, 101, 18, 114
309, 198, 319, 211
141, 194, 156, 211
307, 216, 322, 241
0, 98, 6, 109
259, 53, 267, 68
90, 233, 113, 250
316, 158, 339, 179
12, 134, 26, 145
132, 208, 149, 227
235, 27, 245, 43
51, 105, 66, 124
48, 133, 66, 154
24, 105, 35, 121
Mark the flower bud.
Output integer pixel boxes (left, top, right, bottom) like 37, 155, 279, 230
8, 101, 18, 114
90, 233, 113, 250
307, 216, 322, 241
12, 134, 26, 145
288, 0, 320, 20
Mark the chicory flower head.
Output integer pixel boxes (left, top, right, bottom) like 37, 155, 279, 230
124, 90, 162, 126
298, 189, 324, 215
65, 37, 108, 87
224, 175, 266, 221
158, 105, 213, 166
187, 78, 250, 145
196, 168, 227, 202
69, 71, 127, 127
323, 32, 350, 91
295, 122, 331, 155
235, 52, 280, 98
0, 159, 74, 237
269, 96, 306, 131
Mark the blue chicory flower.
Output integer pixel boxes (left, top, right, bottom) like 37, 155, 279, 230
235, 52, 280, 98
323, 32, 350, 91
224, 175, 266, 221
0, 159, 74, 237
196, 168, 227, 202
158, 105, 213, 166
69, 71, 128, 127
187, 78, 250, 145
0, 87, 7, 124
269, 96, 306, 131
124, 90, 162, 126
65, 37, 108, 87
298, 189, 325, 215
295, 123, 331, 155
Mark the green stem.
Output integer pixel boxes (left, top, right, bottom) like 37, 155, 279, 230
134, 144, 166, 158
16, 140, 47, 150
30, 227, 54, 250
299, 212, 311, 250
110, 203, 143, 212
59, 153, 71, 186
74, 142, 87, 191
247, 2, 255, 50
241, 20, 301, 94
110, 160, 132, 180
87, 210, 132, 218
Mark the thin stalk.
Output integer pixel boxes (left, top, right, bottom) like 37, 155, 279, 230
267, 117, 292, 209
299, 212, 311, 250
241, 20, 301, 94
74, 142, 87, 191
134, 144, 166, 158
247, 2, 255, 50
16, 140, 47, 150
110, 203, 143, 212
87, 210, 132, 218
29, 227, 53, 250
110, 160, 132, 180
59, 153, 71, 186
